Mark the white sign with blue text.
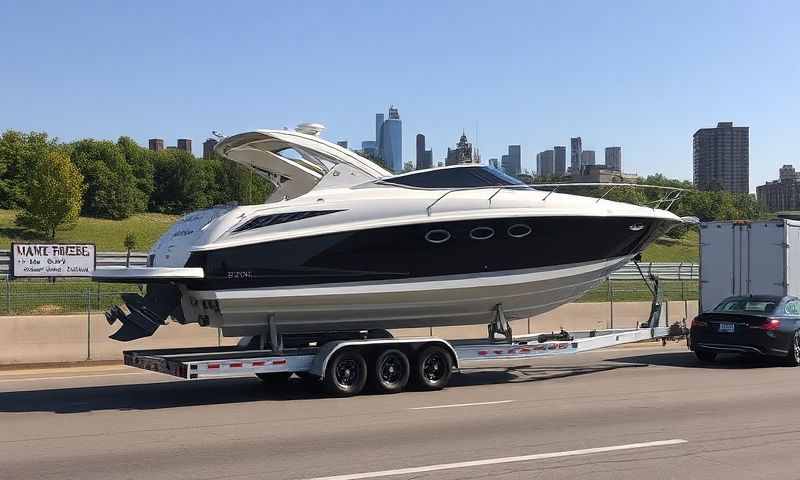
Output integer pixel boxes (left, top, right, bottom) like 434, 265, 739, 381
11, 243, 96, 277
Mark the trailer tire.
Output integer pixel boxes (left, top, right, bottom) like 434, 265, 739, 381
324, 349, 368, 397
413, 345, 453, 390
370, 349, 410, 394
256, 372, 292, 384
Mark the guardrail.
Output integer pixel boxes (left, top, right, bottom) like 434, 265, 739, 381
610, 262, 699, 281
0, 250, 149, 273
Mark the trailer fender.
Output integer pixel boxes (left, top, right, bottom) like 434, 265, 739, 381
310, 338, 459, 378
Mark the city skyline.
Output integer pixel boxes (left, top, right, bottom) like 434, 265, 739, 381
1, 2, 797, 191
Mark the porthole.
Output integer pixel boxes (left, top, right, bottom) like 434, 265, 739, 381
469, 226, 495, 240
628, 223, 645, 232
425, 229, 451, 244
507, 224, 532, 238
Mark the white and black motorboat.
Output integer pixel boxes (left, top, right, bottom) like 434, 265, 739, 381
94, 124, 685, 341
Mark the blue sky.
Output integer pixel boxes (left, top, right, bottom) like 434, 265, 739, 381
1, 1, 798, 190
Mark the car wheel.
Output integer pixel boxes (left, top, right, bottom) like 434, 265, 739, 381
695, 349, 716, 363
370, 349, 410, 394
786, 330, 800, 366
413, 345, 453, 390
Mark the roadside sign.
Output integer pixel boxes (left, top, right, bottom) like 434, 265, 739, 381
10, 243, 96, 278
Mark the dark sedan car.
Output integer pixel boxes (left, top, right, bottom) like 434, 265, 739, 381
689, 295, 800, 365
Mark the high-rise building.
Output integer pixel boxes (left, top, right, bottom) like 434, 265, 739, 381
361, 140, 377, 158
570, 137, 582, 173
693, 122, 749, 192
537, 150, 555, 177
553, 146, 566, 176
605, 146, 622, 172
780, 164, 798, 181
424, 149, 433, 169
337, 140, 349, 149
757, 166, 800, 212
148, 138, 164, 152
581, 150, 595, 166
177, 138, 192, 154
202, 138, 218, 160
446, 132, 475, 166
500, 154, 509, 172
416, 134, 427, 169
379, 106, 402, 172
501, 145, 521, 176
375, 113, 384, 153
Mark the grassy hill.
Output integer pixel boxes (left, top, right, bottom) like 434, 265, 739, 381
0, 209, 179, 251
640, 229, 699, 263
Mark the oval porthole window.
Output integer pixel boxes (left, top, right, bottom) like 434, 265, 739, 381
470, 226, 495, 240
425, 229, 451, 244
507, 224, 532, 238
628, 223, 645, 232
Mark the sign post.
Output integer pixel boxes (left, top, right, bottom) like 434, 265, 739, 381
11, 243, 97, 359
10, 243, 96, 278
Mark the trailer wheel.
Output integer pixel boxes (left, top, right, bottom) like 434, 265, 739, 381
324, 349, 368, 397
256, 372, 292, 384
413, 345, 453, 390
371, 349, 410, 394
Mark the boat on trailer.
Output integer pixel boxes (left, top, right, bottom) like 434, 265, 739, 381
93, 123, 686, 343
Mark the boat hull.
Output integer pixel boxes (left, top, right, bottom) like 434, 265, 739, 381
188, 256, 629, 336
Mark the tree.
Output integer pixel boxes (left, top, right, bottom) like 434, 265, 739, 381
0, 130, 58, 209
69, 139, 140, 219
124, 231, 138, 267
16, 150, 84, 239
117, 136, 154, 212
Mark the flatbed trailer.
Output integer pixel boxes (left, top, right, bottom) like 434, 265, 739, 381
123, 286, 669, 396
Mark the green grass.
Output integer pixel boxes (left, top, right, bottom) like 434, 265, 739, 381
641, 229, 699, 263
0, 209, 178, 251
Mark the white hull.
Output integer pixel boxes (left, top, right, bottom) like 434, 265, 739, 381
187, 256, 629, 337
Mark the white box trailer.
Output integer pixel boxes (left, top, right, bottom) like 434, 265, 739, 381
700, 219, 800, 312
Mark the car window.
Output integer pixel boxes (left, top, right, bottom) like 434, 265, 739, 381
713, 299, 777, 313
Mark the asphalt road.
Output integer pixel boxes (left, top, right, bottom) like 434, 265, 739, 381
2, 343, 799, 479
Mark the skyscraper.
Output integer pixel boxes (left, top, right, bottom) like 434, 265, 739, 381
446, 132, 474, 166
553, 146, 566, 176
202, 138, 218, 160
570, 137, 582, 173
380, 106, 402, 172
148, 138, 164, 152
506, 145, 521, 176
337, 140, 349, 149
581, 150, 595, 167
537, 150, 555, 176
375, 113, 384, 153
424, 149, 433, 169
605, 146, 622, 171
693, 122, 749, 193
177, 138, 192, 154
416, 134, 427, 169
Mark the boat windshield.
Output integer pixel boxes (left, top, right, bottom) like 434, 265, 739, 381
380, 166, 529, 189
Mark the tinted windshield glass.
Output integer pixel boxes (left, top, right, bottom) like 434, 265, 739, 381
713, 299, 778, 314
383, 166, 527, 189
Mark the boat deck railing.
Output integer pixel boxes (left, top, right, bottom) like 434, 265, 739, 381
425, 183, 687, 216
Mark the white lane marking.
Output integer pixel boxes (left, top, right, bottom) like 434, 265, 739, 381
0, 372, 148, 383
409, 400, 514, 410
302, 439, 688, 480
